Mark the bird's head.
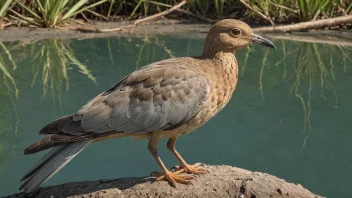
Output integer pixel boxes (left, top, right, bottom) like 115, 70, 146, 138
203, 19, 276, 57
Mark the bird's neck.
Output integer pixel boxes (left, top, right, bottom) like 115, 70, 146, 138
214, 51, 236, 61
202, 46, 236, 61
201, 51, 237, 70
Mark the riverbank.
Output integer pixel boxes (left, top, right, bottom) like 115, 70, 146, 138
0, 19, 209, 42
4, 164, 322, 198
1, 18, 352, 48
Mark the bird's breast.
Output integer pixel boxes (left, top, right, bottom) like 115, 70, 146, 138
177, 58, 239, 136
203, 59, 238, 118
159, 56, 239, 137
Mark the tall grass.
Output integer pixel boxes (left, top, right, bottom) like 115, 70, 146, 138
2, 0, 351, 27
10, 0, 108, 27
241, 0, 351, 23
0, 0, 14, 19
297, 0, 335, 21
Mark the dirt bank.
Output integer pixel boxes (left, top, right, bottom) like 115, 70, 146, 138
1, 19, 351, 46
0, 20, 210, 42
5, 164, 322, 198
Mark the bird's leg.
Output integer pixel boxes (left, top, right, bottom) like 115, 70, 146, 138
167, 136, 207, 175
148, 131, 195, 187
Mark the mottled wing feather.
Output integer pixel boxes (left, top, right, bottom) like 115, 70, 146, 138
39, 60, 210, 142
72, 61, 210, 135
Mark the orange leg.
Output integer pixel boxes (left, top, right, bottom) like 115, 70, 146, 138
166, 136, 207, 175
148, 131, 195, 187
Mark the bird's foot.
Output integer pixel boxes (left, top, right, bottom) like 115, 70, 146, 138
172, 162, 208, 174
152, 170, 196, 187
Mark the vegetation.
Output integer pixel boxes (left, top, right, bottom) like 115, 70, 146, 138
9, 0, 109, 27
0, 0, 13, 19
1, 0, 351, 27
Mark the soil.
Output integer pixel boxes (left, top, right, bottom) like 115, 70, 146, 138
1, 18, 350, 45
4, 164, 323, 198
0, 19, 210, 42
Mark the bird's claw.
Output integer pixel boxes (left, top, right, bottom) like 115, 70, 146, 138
173, 163, 208, 175
151, 163, 207, 187
152, 170, 196, 187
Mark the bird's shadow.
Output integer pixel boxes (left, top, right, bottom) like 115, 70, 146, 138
6, 176, 156, 198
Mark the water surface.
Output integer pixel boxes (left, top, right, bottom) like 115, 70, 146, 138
0, 34, 351, 197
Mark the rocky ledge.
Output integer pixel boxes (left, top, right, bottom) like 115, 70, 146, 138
5, 164, 323, 198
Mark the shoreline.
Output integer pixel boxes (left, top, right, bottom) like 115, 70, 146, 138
0, 20, 211, 42
1, 19, 352, 43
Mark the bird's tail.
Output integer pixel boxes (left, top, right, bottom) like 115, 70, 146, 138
19, 140, 90, 193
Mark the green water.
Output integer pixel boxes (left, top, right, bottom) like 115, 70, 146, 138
0, 34, 351, 197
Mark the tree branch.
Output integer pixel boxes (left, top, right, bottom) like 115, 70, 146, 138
253, 15, 352, 33
134, 0, 187, 25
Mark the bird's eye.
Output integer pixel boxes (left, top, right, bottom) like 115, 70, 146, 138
231, 28, 241, 36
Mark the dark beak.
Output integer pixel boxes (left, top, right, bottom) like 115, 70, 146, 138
252, 34, 276, 49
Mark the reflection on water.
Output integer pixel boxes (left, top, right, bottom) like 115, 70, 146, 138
242, 40, 352, 149
0, 35, 351, 197
0, 42, 20, 173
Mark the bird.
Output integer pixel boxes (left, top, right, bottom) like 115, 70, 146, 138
19, 19, 276, 193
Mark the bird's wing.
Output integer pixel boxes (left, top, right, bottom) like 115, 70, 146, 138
41, 61, 210, 138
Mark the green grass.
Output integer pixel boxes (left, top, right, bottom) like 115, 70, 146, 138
10, 0, 108, 27
2, 0, 351, 27
297, 0, 335, 21
0, 0, 14, 19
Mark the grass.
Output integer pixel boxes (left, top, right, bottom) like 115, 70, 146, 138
10, 0, 109, 27
0, 0, 14, 19
240, 0, 351, 24
1, 0, 351, 27
297, 0, 335, 21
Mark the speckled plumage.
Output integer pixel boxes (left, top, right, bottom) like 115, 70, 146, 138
20, 19, 276, 193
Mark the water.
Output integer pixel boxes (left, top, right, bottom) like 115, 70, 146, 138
0, 34, 351, 197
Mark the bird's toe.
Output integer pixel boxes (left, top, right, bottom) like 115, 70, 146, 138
173, 162, 208, 175
154, 170, 196, 187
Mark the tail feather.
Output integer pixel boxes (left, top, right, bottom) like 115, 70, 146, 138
23, 134, 91, 155
19, 140, 90, 193
23, 136, 60, 155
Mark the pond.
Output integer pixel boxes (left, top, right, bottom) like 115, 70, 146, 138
0, 33, 351, 197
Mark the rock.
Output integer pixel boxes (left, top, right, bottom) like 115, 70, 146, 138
4, 164, 323, 198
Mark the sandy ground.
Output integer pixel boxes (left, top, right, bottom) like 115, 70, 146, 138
0, 19, 211, 42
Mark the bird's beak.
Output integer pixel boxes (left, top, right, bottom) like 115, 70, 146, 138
251, 34, 276, 49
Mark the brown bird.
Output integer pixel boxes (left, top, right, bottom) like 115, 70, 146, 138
19, 19, 276, 193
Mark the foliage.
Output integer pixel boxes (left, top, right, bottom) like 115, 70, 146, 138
241, 0, 352, 23
10, 0, 108, 27
0, 0, 14, 19
1, 0, 351, 27
297, 0, 335, 21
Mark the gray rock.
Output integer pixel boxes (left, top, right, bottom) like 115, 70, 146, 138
5, 164, 323, 198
